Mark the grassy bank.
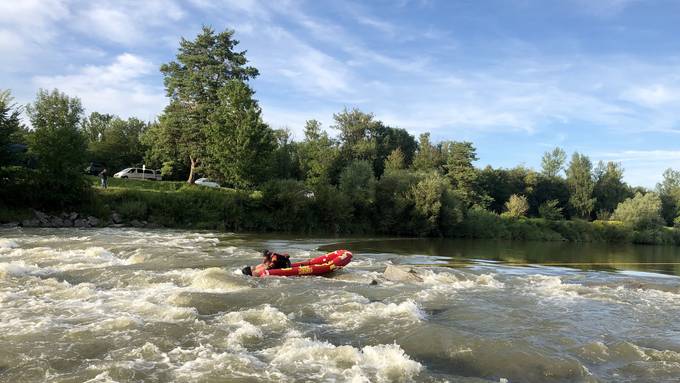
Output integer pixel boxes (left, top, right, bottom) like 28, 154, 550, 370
4, 177, 680, 246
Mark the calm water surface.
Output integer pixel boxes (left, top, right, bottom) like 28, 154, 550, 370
1, 228, 680, 382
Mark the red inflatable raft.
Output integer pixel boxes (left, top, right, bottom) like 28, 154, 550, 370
257, 249, 352, 277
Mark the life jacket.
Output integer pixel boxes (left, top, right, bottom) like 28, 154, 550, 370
250, 253, 291, 277
269, 253, 291, 269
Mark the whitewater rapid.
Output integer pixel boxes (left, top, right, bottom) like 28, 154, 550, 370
1, 228, 679, 382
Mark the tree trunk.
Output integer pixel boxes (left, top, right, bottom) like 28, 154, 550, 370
188, 156, 197, 184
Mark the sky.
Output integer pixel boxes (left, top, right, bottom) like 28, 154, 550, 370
2, 0, 680, 187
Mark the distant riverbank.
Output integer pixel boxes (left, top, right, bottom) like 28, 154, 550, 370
3, 177, 680, 246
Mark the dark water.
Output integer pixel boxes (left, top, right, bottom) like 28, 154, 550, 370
1, 228, 680, 382
321, 238, 680, 276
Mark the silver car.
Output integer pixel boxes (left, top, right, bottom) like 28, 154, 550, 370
113, 168, 162, 180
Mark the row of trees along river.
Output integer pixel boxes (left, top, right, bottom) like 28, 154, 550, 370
2, 27, 680, 243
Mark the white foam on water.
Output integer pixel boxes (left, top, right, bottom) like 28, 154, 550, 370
82, 371, 121, 383
264, 337, 423, 382
312, 292, 424, 330
0, 238, 19, 249
215, 305, 292, 349
420, 270, 505, 289
0, 260, 52, 277
179, 267, 247, 292
414, 270, 505, 301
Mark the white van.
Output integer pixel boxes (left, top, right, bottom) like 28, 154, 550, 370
113, 168, 162, 181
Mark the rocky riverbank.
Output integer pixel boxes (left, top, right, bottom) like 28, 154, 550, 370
1, 209, 162, 229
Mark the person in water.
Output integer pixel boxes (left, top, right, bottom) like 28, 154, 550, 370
242, 250, 291, 276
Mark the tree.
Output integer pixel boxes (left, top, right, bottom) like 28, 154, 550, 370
207, 80, 275, 188
384, 148, 406, 173
593, 161, 630, 215
339, 160, 375, 210
0, 90, 24, 166
25, 89, 87, 207
158, 26, 258, 183
566, 152, 596, 219
332, 108, 378, 164
611, 192, 664, 229
526, 173, 570, 217
538, 199, 563, 220
339, 160, 376, 229
375, 168, 419, 234
298, 119, 340, 186
477, 166, 528, 213
503, 194, 529, 218
443, 141, 479, 205
412, 133, 441, 172
269, 128, 301, 180
373, 124, 417, 176
410, 172, 463, 236
656, 168, 680, 226
84, 113, 148, 171
541, 147, 566, 178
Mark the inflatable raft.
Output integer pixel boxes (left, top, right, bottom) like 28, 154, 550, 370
256, 249, 352, 277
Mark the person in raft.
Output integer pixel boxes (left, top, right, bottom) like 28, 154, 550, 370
242, 250, 291, 276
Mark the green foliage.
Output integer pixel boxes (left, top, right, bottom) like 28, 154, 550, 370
156, 26, 258, 183
443, 141, 479, 205
656, 168, 680, 226
298, 120, 340, 187
86, 175, 184, 191
384, 148, 406, 173
538, 199, 563, 220
541, 147, 566, 178
412, 133, 442, 172
117, 200, 148, 220
503, 194, 529, 218
26, 89, 88, 207
410, 172, 463, 236
309, 183, 352, 233
0, 90, 24, 166
270, 129, 301, 180
333, 108, 378, 163
373, 125, 417, 176
566, 152, 596, 219
261, 179, 314, 231
611, 192, 664, 229
478, 166, 527, 213
593, 161, 630, 215
457, 207, 507, 239
375, 169, 419, 234
207, 80, 275, 187
339, 160, 376, 216
84, 112, 148, 171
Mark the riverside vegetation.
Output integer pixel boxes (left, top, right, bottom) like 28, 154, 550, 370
2, 27, 680, 245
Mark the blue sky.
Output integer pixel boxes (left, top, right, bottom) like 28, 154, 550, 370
2, 0, 680, 186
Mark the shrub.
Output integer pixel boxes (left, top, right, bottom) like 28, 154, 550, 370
503, 194, 529, 218
539, 199, 563, 220
117, 200, 148, 220
611, 192, 664, 229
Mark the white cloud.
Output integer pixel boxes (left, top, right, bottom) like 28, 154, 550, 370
32, 53, 166, 121
74, 0, 185, 45
595, 150, 680, 187
0, 0, 69, 63
622, 85, 680, 107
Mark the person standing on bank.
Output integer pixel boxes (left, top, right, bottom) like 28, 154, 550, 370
99, 168, 108, 188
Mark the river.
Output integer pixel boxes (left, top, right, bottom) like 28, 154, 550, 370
1, 228, 679, 382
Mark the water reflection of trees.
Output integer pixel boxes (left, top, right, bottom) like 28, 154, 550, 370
322, 239, 680, 276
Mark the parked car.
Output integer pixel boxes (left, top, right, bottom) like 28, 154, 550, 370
195, 178, 220, 188
85, 162, 105, 175
113, 167, 162, 180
